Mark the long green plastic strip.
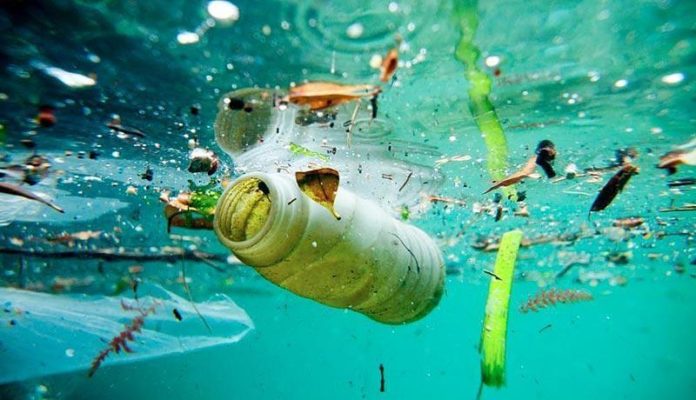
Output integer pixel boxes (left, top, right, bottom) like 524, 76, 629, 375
480, 229, 523, 387
454, 0, 516, 200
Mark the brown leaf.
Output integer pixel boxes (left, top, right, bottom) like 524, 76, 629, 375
657, 147, 696, 175
295, 168, 341, 220
379, 48, 398, 83
483, 156, 537, 194
288, 82, 381, 111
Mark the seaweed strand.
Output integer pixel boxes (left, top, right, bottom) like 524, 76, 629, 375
519, 288, 593, 313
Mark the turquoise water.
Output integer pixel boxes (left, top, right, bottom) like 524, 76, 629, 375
1, 0, 695, 399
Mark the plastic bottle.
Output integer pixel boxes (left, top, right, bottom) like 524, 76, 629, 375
214, 172, 445, 324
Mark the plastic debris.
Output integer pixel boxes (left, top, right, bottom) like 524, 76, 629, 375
0, 285, 253, 384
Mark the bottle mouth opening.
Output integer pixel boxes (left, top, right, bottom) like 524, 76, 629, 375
215, 176, 274, 247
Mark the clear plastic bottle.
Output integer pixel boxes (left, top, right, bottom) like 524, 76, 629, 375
214, 172, 445, 324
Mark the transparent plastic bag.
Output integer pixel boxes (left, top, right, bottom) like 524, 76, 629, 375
0, 285, 254, 384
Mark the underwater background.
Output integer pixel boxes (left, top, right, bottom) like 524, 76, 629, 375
1, 0, 695, 399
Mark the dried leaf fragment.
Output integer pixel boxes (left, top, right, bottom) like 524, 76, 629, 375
288, 82, 381, 111
379, 48, 398, 83
589, 164, 639, 213
657, 147, 696, 175
296, 168, 341, 219
483, 156, 537, 194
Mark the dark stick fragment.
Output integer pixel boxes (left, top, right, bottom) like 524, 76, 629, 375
589, 164, 639, 213
398, 171, 413, 192
483, 270, 502, 280
370, 95, 378, 119
379, 364, 385, 393
667, 178, 695, 187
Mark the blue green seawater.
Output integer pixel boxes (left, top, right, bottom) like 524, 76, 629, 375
0, 0, 694, 399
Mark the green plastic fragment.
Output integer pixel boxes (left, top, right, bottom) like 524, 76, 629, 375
189, 189, 221, 217
480, 229, 523, 387
454, 0, 516, 200
288, 142, 329, 162
400, 205, 410, 221
0, 123, 5, 145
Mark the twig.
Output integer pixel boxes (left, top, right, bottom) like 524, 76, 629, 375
0, 246, 237, 266
398, 171, 413, 192
427, 195, 466, 206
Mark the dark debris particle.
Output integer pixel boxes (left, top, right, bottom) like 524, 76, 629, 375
88, 151, 100, 160
227, 97, 246, 110
173, 308, 182, 321
258, 181, 270, 195
140, 167, 153, 181
20, 139, 36, 149
190, 105, 200, 115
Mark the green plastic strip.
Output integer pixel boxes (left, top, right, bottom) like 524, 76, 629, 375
480, 229, 523, 387
454, 0, 516, 200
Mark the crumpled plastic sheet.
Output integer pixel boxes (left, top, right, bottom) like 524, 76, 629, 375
0, 285, 254, 384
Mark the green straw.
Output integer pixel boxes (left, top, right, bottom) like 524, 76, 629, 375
454, 0, 516, 200
480, 229, 523, 388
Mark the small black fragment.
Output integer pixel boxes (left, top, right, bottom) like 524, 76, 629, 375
227, 97, 246, 110
258, 181, 270, 195
517, 191, 527, 202
173, 308, 182, 321
370, 95, 378, 119
88, 150, 100, 160
492, 192, 502, 204
243, 106, 253, 113
535, 140, 557, 178
140, 167, 154, 181
190, 104, 200, 116
494, 205, 503, 221
20, 139, 36, 149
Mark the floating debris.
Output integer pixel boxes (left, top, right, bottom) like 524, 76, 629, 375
659, 203, 696, 212
107, 116, 146, 138
207, 1, 240, 25
187, 148, 219, 175
657, 140, 696, 175
37, 63, 96, 88
613, 217, 644, 228
379, 363, 385, 392
295, 168, 341, 220
288, 142, 329, 161
535, 140, 557, 178
288, 82, 381, 111
480, 230, 523, 387
379, 48, 399, 83
589, 163, 639, 213
140, 167, 154, 181
667, 178, 695, 187
36, 105, 56, 127
0, 182, 63, 213
483, 156, 537, 194
519, 288, 592, 313
162, 188, 220, 232
46, 230, 102, 246
88, 300, 159, 377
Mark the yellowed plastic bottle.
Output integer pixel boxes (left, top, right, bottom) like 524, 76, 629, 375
214, 172, 445, 324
